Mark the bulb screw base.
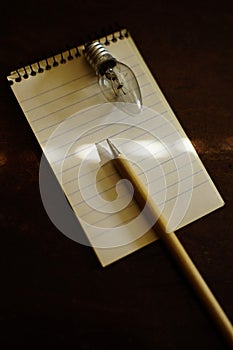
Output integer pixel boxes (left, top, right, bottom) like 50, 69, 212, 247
84, 42, 117, 75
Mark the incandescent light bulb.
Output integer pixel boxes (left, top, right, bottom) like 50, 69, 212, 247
84, 42, 142, 114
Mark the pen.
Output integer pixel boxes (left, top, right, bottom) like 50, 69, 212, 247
106, 138, 233, 347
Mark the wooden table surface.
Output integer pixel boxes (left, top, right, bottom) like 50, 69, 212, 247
0, 0, 232, 348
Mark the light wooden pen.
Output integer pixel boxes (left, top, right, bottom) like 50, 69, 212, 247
106, 138, 233, 347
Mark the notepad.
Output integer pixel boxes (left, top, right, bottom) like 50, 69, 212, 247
7, 29, 224, 266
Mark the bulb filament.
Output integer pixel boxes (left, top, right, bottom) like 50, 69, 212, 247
105, 68, 126, 96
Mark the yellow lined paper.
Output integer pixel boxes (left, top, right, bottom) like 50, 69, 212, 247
8, 30, 224, 266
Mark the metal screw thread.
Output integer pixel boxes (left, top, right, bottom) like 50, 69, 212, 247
84, 42, 116, 74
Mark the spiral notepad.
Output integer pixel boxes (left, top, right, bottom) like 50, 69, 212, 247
7, 28, 224, 266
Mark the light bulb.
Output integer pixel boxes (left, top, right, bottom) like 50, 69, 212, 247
84, 42, 142, 114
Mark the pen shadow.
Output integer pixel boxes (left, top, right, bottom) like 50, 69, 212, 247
95, 160, 142, 226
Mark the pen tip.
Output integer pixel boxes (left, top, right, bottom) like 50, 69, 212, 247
95, 141, 112, 164
106, 138, 121, 157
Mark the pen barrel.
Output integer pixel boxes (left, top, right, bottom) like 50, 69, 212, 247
112, 154, 233, 347
112, 154, 167, 235
162, 232, 233, 347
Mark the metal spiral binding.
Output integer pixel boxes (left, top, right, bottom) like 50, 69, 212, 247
7, 28, 128, 85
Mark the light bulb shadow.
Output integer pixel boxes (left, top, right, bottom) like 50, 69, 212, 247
112, 101, 142, 116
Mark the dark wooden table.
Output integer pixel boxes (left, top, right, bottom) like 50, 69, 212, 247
0, 0, 232, 348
